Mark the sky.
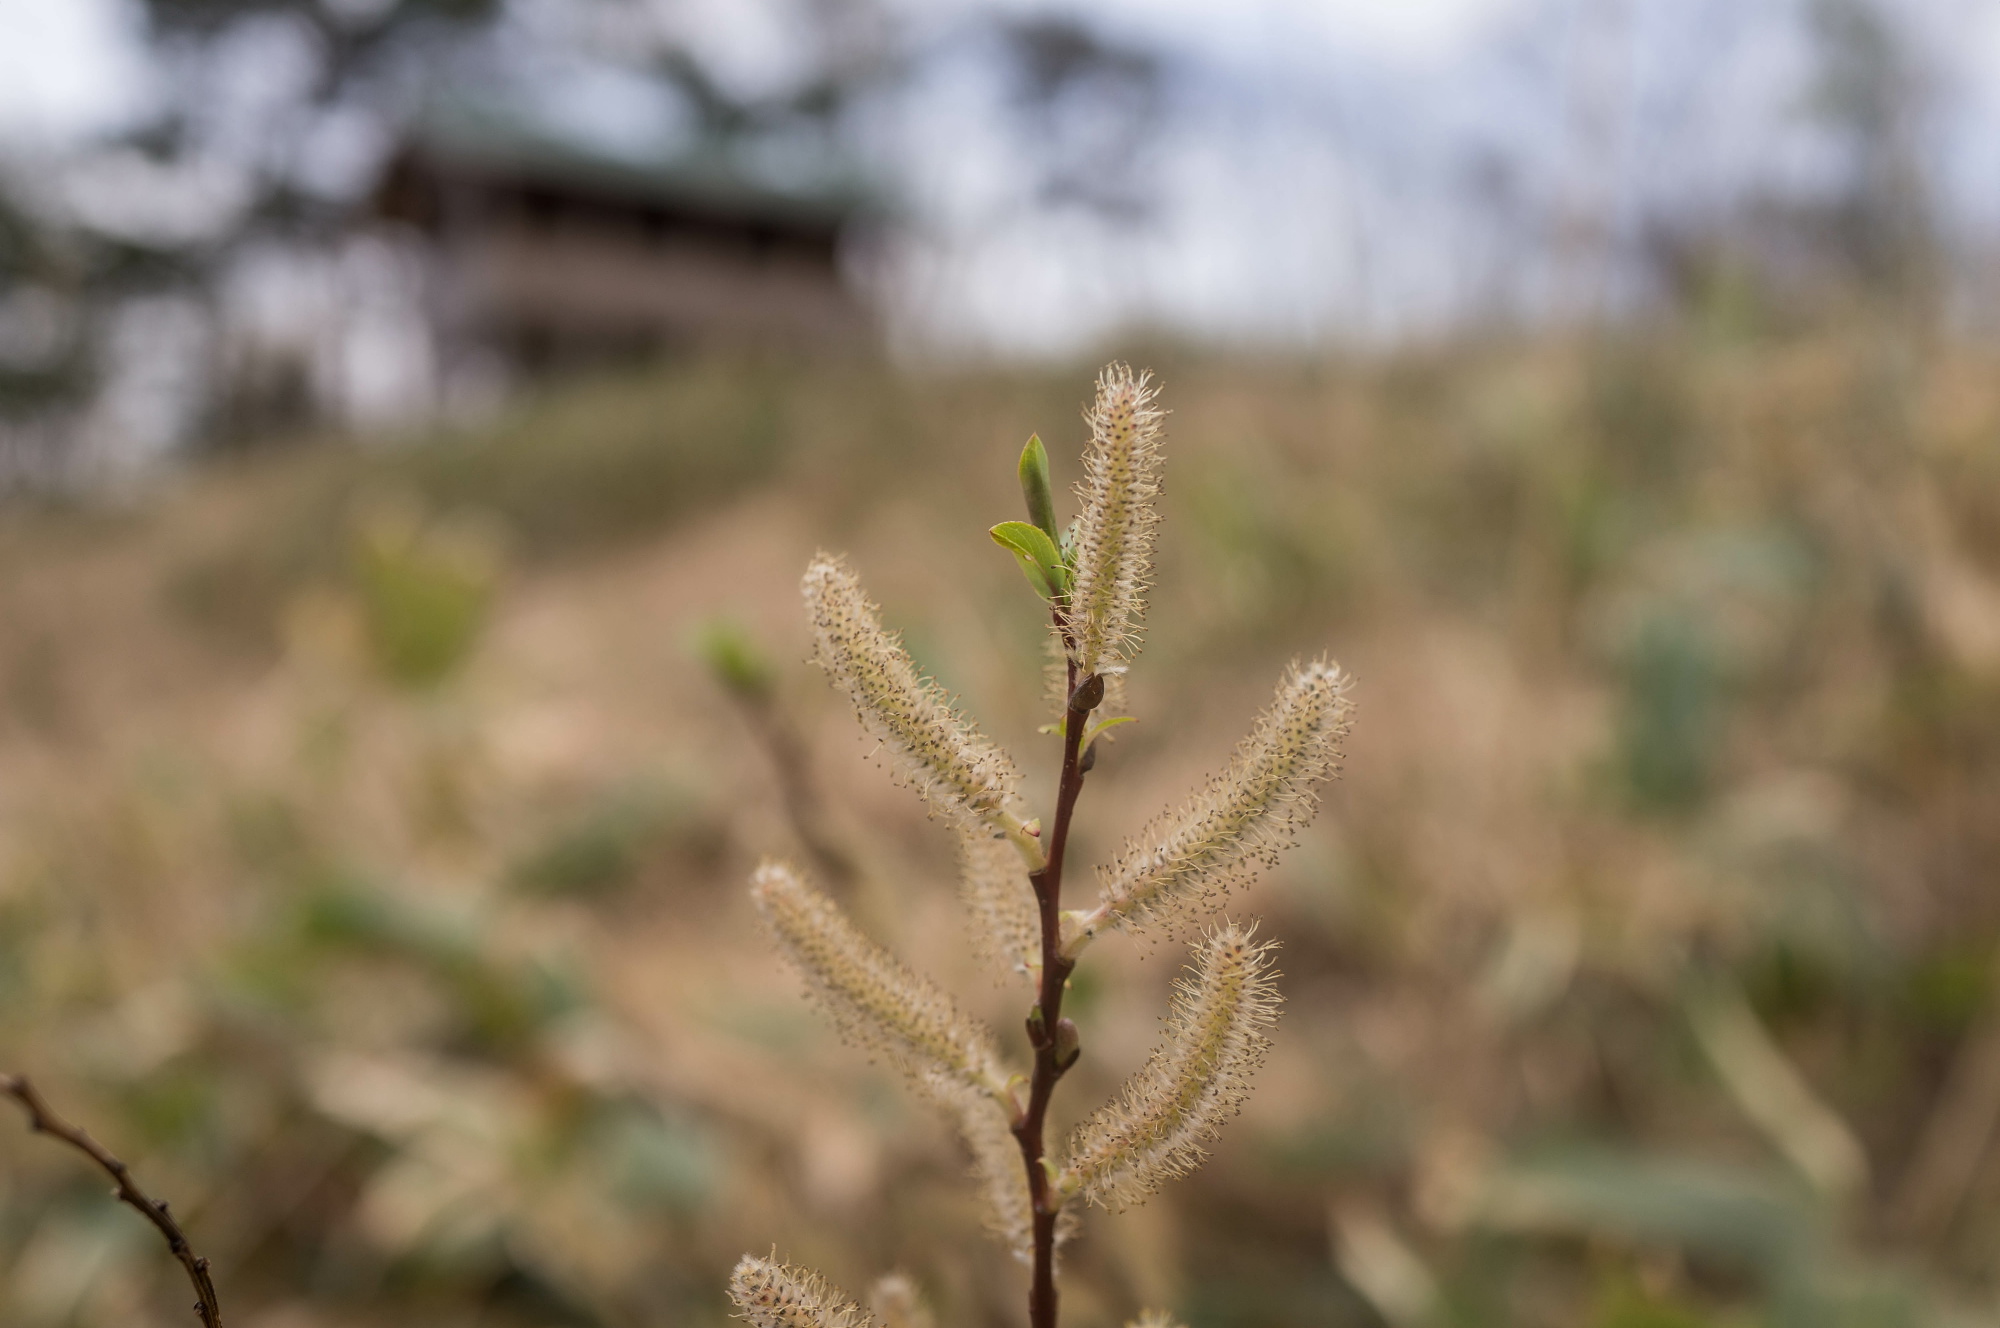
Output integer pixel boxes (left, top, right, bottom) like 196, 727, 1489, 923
0, 0, 1526, 147
0, 0, 151, 146
3, 0, 1998, 359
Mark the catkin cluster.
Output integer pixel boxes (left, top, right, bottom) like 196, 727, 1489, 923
730, 366, 1352, 1328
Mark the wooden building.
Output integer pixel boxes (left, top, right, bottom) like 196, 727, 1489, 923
372, 104, 876, 375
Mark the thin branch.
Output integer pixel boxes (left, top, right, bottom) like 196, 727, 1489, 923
1, 1073, 224, 1328
732, 678, 864, 893
1012, 610, 1098, 1328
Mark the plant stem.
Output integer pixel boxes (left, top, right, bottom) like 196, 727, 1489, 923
2, 1073, 224, 1327
1013, 626, 1094, 1328
728, 682, 863, 893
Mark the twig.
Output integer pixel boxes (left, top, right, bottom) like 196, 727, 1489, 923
1, 1072, 224, 1327
733, 684, 863, 893
1011, 612, 1097, 1328
700, 620, 863, 893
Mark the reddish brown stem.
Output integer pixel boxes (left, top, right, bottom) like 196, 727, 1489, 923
1012, 623, 1097, 1328
2, 1072, 224, 1327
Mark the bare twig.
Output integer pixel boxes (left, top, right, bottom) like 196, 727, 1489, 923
699, 620, 863, 893
733, 682, 863, 893
1, 1073, 224, 1327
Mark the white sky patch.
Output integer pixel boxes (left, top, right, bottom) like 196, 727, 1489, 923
1096, 0, 1522, 64
0, 0, 150, 146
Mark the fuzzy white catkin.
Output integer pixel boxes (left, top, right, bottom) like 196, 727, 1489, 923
1060, 924, 1281, 1209
1072, 658, 1352, 950
956, 822, 1041, 981
868, 1273, 935, 1328
1127, 1314, 1188, 1328
730, 1254, 876, 1328
803, 554, 1031, 841
954, 1089, 1081, 1267
751, 861, 1015, 1104
955, 1089, 1040, 1263
752, 860, 1044, 1259
1065, 364, 1164, 680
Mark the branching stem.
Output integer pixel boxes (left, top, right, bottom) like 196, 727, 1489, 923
1012, 613, 1095, 1328
1, 1072, 224, 1327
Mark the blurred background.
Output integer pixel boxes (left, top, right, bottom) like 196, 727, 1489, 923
3, 0, 2000, 1324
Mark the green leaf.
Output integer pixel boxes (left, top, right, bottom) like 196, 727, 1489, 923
1084, 714, 1137, 745
1018, 434, 1059, 539
1041, 714, 1135, 743
990, 520, 1070, 599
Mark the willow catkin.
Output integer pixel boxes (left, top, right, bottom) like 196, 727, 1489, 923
952, 1081, 1081, 1265
752, 861, 1044, 1259
868, 1273, 936, 1328
1127, 1314, 1188, 1328
750, 861, 1015, 1105
803, 554, 1035, 849
1069, 658, 1352, 952
1064, 365, 1164, 680
730, 1253, 876, 1328
955, 1090, 1039, 1263
956, 823, 1041, 981
1059, 924, 1281, 1209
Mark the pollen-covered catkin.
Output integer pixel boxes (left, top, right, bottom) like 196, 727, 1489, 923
730, 1253, 877, 1328
868, 1273, 936, 1328
1071, 658, 1352, 951
956, 1087, 1080, 1263
803, 554, 1033, 845
955, 1090, 1039, 1263
1059, 924, 1281, 1209
1064, 364, 1164, 680
751, 861, 1015, 1105
956, 823, 1040, 980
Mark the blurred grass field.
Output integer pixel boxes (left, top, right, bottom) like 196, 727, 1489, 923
4, 324, 2000, 1327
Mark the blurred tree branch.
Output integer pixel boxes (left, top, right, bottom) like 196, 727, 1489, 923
1, 1073, 224, 1328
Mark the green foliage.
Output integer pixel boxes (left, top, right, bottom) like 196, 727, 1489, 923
1018, 433, 1060, 539
989, 519, 1070, 600
1615, 610, 1723, 813
349, 498, 500, 689
691, 618, 778, 702
507, 781, 712, 900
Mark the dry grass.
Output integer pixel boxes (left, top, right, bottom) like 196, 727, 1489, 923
3, 328, 2000, 1326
